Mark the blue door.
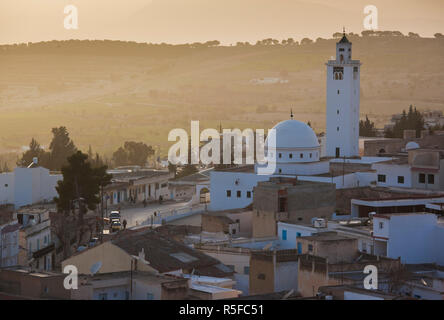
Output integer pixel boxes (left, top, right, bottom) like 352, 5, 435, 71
297, 242, 302, 254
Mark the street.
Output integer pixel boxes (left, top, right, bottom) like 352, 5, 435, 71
110, 201, 193, 228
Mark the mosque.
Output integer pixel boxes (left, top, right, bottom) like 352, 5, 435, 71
209, 32, 371, 212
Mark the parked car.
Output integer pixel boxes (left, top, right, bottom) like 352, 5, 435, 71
89, 237, 99, 247
111, 221, 122, 232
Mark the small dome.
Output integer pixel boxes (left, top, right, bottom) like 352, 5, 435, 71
266, 120, 320, 149
406, 141, 420, 151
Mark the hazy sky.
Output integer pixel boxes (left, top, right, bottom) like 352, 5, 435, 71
1, 0, 443, 44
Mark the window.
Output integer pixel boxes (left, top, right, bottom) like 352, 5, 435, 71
289, 153, 293, 159
337, 110, 339, 115
278, 168, 282, 174
237, 191, 241, 198
246, 191, 251, 198
310, 153, 312, 158
379, 222, 384, 229
244, 266, 250, 275
226, 190, 231, 197
300, 153, 303, 159
377, 174, 386, 183
428, 174, 435, 184
308, 244, 313, 252
278, 153, 282, 159
296, 232, 301, 238
282, 230, 287, 240
258, 273, 266, 280
419, 173, 426, 184
337, 127, 339, 132
98, 293, 108, 300
337, 90, 340, 94
398, 176, 404, 184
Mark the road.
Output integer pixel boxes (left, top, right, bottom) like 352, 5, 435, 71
110, 201, 193, 228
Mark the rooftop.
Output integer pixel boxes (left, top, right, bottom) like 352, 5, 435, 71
112, 229, 233, 277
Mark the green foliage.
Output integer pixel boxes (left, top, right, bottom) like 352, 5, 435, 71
17, 138, 49, 167
384, 105, 425, 138
359, 115, 377, 137
112, 141, 155, 167
54, 151, 112, 213
48, 127, 77, 171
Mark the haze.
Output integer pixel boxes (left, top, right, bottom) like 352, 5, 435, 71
1, 0, 443, 44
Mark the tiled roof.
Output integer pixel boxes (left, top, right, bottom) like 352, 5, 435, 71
112, 229, 233, 276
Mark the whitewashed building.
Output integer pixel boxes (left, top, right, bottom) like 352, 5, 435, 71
0, 165, 61, 209
372, 212, 444, 264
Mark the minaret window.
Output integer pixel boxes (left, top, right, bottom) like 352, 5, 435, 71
289, 154, 293, 159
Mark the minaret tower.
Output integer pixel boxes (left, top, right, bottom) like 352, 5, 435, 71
326, 29, 361, 158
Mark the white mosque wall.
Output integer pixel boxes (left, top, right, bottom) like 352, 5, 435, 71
209, 171, 270, 211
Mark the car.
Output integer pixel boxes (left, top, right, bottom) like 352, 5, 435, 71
109, 211, 121, 219
111, 221, 122, 232
89, 237, 99, 247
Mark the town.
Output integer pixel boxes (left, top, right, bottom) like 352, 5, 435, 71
1, 31, 444, 302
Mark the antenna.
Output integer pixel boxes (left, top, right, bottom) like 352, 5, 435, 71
90, 261, 102, 275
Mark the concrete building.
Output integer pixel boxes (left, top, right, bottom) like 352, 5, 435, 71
0, 267, 71, 299
0, 165, 61, 209
252, 177, 336, 238
278, 220, 373, 254
372, 212, 444, 264
350, 195, 444, 218
295, 232, 358, 264
15, 209, 55, 272
104, 169, 173, 206
297, 253, 401, 297
249, 250, 299, 296
72, 271, 189, 300
0, 222, 23, 267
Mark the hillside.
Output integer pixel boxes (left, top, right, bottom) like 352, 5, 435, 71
0, 34, 444, 161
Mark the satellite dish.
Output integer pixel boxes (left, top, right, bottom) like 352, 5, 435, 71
90, 261, 102, 275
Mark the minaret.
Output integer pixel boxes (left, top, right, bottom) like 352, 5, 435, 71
326, 29, 361, 158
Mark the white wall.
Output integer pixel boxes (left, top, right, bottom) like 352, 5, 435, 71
209, 171, 269, 211
277, 222, 316, 249
0, 173, 14, 205
372, 163, 411, 188
4, 167, 62, 209
375, 214, 444, 264
275, 261, 299, 293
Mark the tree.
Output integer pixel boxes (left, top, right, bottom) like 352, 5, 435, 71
359, 115, 377, 137
48, 127, 77, 171
54, 151, 112, 248
384, 105, 425, 138
17, 138, 50, 168
300, 38, 313, 45
112, 141, 155, 167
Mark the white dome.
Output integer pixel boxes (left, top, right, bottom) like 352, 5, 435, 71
266, 120, 320, 149
406, 141, 420, 151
